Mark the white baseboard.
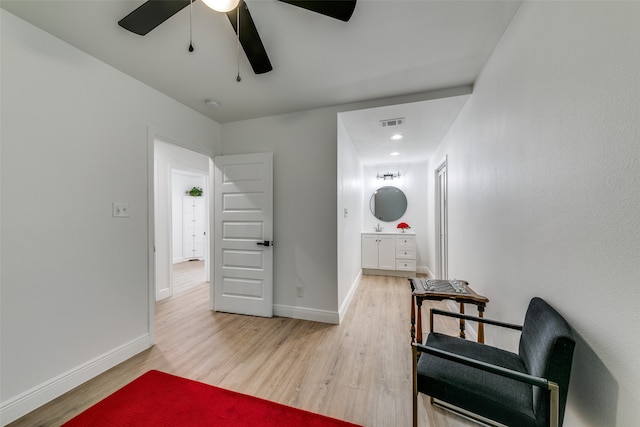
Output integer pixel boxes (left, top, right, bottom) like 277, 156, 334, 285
362, 268, 413, 277
417, 266, 434, 278
157, 287, 171, 301
273, 304, 339, 324
273, 271, 361, 325
0, 334, 152, 426
338, 270, 362, 323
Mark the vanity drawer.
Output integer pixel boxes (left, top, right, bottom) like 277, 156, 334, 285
396, 247, 416, 259
396, 235, 416, 248
396, 259, 416, 271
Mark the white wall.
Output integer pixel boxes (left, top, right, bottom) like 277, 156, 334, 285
0, 10, 220, 423
337, 116, 363, 319
425, 2, 640, 426
363, 162, 430, 275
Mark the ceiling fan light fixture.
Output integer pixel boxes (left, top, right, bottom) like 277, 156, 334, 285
202, 0, 240, 13
118, 0, 353, 75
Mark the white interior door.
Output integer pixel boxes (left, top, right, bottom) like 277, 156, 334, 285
213, 153, 273, 317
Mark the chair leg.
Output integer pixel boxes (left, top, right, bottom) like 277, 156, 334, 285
549, 381, 560, 427
412, 345, 418, 427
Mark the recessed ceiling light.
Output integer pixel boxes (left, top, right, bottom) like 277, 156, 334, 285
390, 152, 400, 156
205, 99, 220, 108
390, 134, 403, 140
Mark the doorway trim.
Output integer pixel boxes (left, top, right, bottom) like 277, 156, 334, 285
435, 156, 448, 279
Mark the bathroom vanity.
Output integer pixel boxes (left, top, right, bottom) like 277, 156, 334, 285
362, 231, 416, 277
362, 183, 416, 276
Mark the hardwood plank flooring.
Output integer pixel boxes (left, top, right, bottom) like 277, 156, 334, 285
171, 260, 205, 294
8, 273, 480, 427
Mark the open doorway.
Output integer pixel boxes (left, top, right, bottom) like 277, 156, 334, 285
336, 92, 470, 296
171, 168, 207, 295
154, 139, 211, 301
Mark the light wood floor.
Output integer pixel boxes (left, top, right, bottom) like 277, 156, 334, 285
8, 273, 480, 427
172, 260, 205, 294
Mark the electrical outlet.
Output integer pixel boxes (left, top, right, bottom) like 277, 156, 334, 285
113, 202, 130, 218
296, 287, 304, 298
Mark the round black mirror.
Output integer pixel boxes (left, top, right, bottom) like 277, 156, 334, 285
370, 186, 407, 221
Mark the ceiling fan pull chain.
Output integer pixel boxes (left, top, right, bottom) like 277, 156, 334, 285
236, 5, 242, 82
188, 0, 194, 52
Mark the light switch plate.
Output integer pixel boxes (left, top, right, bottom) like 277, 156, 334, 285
113, 202, 130, 217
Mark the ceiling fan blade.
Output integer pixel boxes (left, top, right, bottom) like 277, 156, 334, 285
278, 0, 356, 22
226, 1, 273, 74
119, 0, 191, 35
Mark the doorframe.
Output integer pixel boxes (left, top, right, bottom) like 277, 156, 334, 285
147, 128, 214, 344
435, 156, 448, 279
171, 166, 211, 280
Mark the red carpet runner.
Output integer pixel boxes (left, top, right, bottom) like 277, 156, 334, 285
63, 370, 362, 426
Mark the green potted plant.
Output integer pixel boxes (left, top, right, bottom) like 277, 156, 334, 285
187, 186, 203, 197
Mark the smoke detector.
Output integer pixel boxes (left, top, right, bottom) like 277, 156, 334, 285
205, 99, 220, 108
380, 117, 405, 128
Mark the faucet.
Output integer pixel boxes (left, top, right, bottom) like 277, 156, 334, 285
375, 223, 383, 232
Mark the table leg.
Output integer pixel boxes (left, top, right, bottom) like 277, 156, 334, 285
410, 294, 416, 344
459, 303, 466, 339
477, 305, 485, 344
416, 298, 423, 344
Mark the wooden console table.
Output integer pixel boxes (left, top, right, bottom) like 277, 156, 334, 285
409, 278, 489, 344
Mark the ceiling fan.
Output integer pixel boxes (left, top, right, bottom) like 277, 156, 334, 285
118, 0, 357, 75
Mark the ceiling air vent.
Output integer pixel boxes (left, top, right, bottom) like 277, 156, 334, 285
380, 117, 405, 128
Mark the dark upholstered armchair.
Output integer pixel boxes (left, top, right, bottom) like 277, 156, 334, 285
412, 297, 575, 427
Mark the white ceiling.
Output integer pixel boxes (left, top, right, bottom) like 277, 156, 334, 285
340, 93, 470, 165
1, 0, 521, 164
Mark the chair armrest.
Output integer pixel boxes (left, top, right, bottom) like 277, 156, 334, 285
414, 343, 549, 389
431, 308, 523, 331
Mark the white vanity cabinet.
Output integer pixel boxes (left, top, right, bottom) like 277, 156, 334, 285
395, 235, 417, 272
362, 234, 396, 270
362, 232, 416, 276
